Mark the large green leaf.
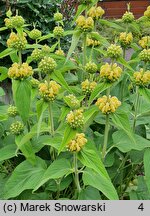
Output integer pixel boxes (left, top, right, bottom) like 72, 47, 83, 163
12, 80, 31, 122
117, 57, 134, 73
33, 158, 72, 192
111, 110, 135, 141
78, 186, 101, 200
99, 19, 124, 31
3, 157, 47, 199
58, 125, 77, 153
139, 88, 150, 104
83, 105, 99, 128
113, 130, 150, 152
38, 33, 54, 42
0, 145, 16, 162
78, 142, 109, 178
144, 148, 150, 193
89, 82, 112, 105
83, 168, 119, 200
66, 30, 81, 62
51, 70, 72, 93
0, 48, 15, 59
0, 67, 8, 81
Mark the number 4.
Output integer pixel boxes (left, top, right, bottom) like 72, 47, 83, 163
138, 203, 144, 211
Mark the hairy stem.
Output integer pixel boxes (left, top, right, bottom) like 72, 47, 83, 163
73, 152, 81, 195
133, 86, 140, 132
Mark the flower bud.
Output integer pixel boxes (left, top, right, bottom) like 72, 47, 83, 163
96, 95, 121, 114
31, 49, 43, 61
139, 49, 150, 62
10, 121, 24, 135
8, 63, 33, 80
100, 63, 122, 82
64, 94, 80, 109
7, 32, 27, 50
139, 36, 150, 49
122, 11, 134, 23
38, 56, 57, 74
4, 18, 13, 28
67, 133, 87, 152
66, 109, 84, 129
55, 49, 65, 56
119, 32, 133, 47
54, 12, 63, 21
29, 29, 42, 40
7, 105, 18, 117
11, 15, 25, 28
30, 78, 40, 88
107, 44, 122, 59
133, 68, 150, 86
81, 79, 97, 95
85, 61, 98, 74
39, 80, 61, 101
53, 26, 64, 37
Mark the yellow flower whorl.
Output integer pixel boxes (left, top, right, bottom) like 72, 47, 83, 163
8, 63, 33, 79
96, 95, 121, 114
66, 109, 84, 129
81, 79, 97, 95
67, 133, 87, 152
100, 63, 122, 82
133, 69, 150, 86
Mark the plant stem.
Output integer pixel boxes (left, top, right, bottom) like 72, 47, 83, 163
102, 113, 109, 161
18, 50, 22, 65
133, 86, 140, 132
82, 33, 87, 81
120, 48, 126, 102
73, 152, 81, 195
48, 101, 54, 136
102, 87, 110, 161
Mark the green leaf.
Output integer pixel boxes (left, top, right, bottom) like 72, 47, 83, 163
117, 57, 134, 73
10, 51, 19, 63
51, 70, 72, 93
83, 106, 99, 128
78, 186, 101, 200
66, 30, 81, 62
113, 130, 150, 152
144, 149, 150, 193
0, 145, 16, 162
58, 125, 77, 153
99, 19, 124, 31
0, 67, 8, 81
89, 82, 112, 105
139, 88, 150, 104
3, 157, 47, 199
78, 142, 109, 178
111, 110, 135, 142
12, 80, 31, 122
90, 32, 110, 47
33, 158, 72, 192
0, 48, 15, 59
38, 33, 54, 42
15, 136, 36, 165
83, 168, 119, 200
0, 27, 8, 32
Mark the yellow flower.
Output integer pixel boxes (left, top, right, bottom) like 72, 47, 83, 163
38, 56, 57, 74
139, 36, 150, 49
119, 32, 133, 47
76, 15, 94, 31
81, 79, 97, 95
87, 6, 104, 19
67, 133, 87, 152
133, 69, 150, 86
144, 6, 150, 18
85, 61, 98, 74
55, 49, 65, 56
100, 63, 122, 82
8, 63, 33, 79
96, 95, 121, 114
65, 94, 80, 109
7, 32, 27, 50
66, 109, 84, 129
39, 80, 61, 101
86, 37, 100, 46
107, 44, 122, 59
